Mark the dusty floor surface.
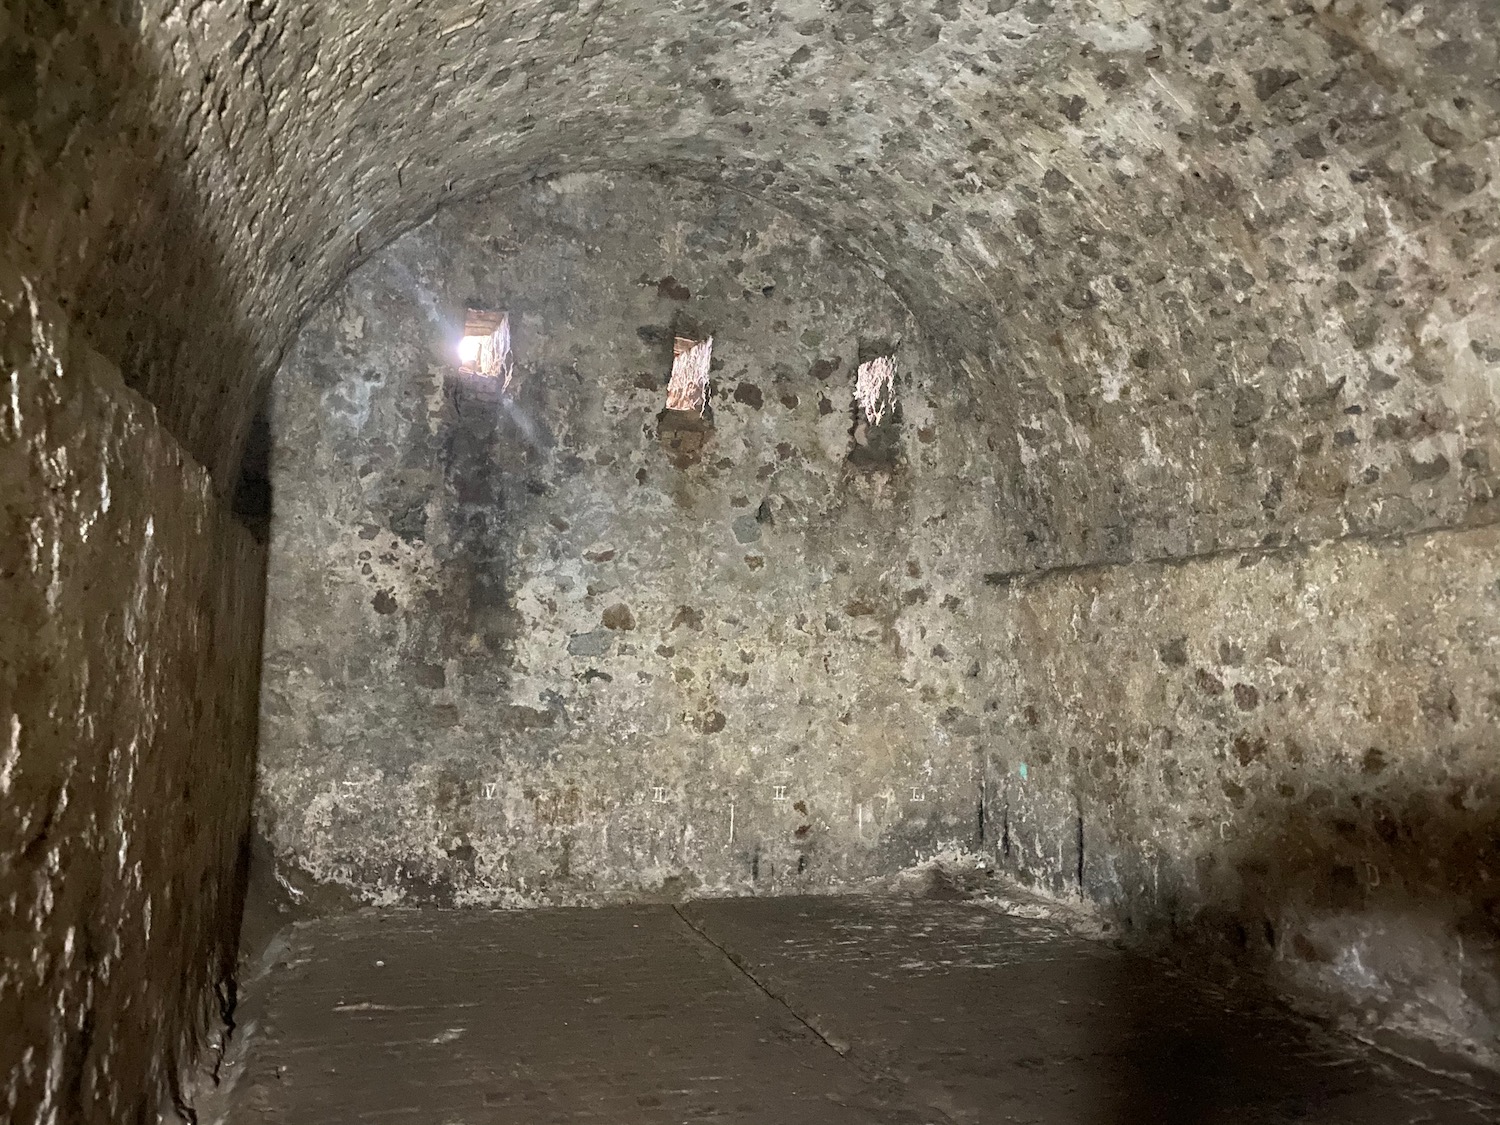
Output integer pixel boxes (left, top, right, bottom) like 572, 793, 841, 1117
212, 896, 1500, 1124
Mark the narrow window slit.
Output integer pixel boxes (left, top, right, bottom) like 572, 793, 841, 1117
849, 346, 902, 472
854, 354, 897, 425
666, 335, 713, 414
657, 334, 715, 469
457, 308, 514, 389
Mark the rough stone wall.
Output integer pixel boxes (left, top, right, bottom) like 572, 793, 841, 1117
982, 526, 1500, 1065
0, 275, 265, 1124
3, 0, 1496, 1099
978, 0, 1500, 571
9, 0, 1495, 500
260, 175, 992, 904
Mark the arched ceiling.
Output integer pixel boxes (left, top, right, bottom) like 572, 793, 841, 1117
4, 0, 1497, 550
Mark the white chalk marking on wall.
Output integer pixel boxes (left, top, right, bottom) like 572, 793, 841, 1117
483, 781, 499, 800
773, 785, 788, 801
910, 787, 926, 802
652, 785, 667, 803
728, 801, 735, 844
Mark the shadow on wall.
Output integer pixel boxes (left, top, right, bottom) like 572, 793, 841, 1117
984, 527, 1500, 1079
1093, 790, 1500, 1123
231, 401, 275, 543
992, 761, 1500, 1082
1204, 786, 1500, 1073
4, 5, 275, 482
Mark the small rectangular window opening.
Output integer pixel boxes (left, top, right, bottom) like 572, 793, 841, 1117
666, 335, 713, 414
457, 308, 514, 389
854, 354, 897, 425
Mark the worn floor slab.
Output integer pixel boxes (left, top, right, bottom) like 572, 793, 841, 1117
218, 896, 1500, 1124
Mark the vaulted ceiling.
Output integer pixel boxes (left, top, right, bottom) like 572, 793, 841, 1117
5, 0, 1496, 551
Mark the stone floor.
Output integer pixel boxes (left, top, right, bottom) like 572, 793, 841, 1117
214, 895, 1500, 1124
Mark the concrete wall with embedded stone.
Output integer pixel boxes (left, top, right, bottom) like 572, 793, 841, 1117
259, 174, 994, 904
6, 0, 1499, 1105
0, 275, 264, 1124
975, 0, 1500, 574
12, 0, 1495, 498
981, 526, 1500, 1065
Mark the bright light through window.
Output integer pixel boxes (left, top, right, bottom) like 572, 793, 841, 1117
457, 308, 513, 389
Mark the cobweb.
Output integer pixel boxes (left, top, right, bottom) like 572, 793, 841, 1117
855, 355, 897, 424
666, 336, 713, 413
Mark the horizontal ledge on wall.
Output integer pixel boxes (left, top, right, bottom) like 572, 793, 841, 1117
982, 513, 1500, 592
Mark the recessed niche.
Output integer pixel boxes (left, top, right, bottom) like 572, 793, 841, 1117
658, 409, 714, 469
